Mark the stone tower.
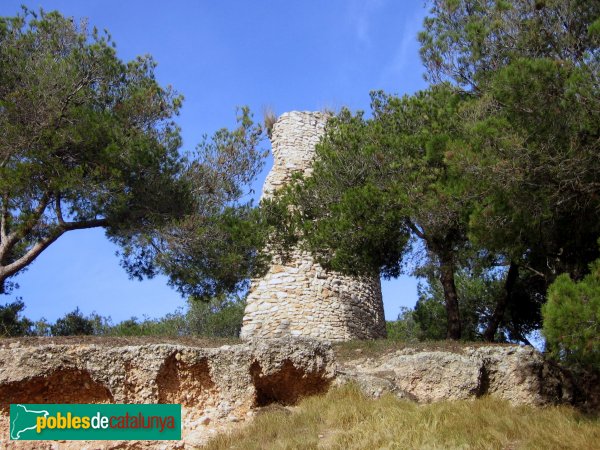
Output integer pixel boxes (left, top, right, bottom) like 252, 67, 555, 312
240, 111, 386, 341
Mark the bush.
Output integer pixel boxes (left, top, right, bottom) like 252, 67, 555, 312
2, 295, 245, 339
0, 300, 33, 336
386, 307, 419, 342
413, 294, 448, 341
32, 318, 51, 336
50, 307, 95, 336
542, 259, 600, 370
100, 296, 245, 338
187, 296, 245, 337
105, 311, 187, 337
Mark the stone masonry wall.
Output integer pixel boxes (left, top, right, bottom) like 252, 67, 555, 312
240, 111, 386, 341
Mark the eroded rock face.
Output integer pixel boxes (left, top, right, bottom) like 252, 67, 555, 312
0, 339, 589, 449
0, 338, 335, 449
336, 345, 575, 406
464, 345, 573, 405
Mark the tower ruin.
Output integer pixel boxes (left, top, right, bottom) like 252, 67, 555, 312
240, 111, 386, 341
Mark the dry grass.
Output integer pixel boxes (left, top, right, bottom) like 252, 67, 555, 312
263, 106, 277, 138
333, 339, 511, 361
204, 384, 600, 450
0, 335, 241, 348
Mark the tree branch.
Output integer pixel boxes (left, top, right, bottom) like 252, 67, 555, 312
407, 220, 426, 240
0, 229, 65, 281
55, 194, 65, 225
1, 192, 52, 261
7, 192, 52, 241
61, 218, 108, 231
522, 264, 547, 279
0, 193, 9, 243
0, 217, 108, 282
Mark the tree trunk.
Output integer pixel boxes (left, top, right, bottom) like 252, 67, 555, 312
438, 251, 462, 340
483, 262, 519, 342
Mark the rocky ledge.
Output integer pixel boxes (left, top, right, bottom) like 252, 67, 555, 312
337, 345, 575, 406
0, 339, 590, 449
0, 338, 335, 449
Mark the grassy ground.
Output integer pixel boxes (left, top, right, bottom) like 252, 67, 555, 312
204, 384, 600, 450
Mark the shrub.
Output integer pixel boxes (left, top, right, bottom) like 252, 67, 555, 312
50, 307, 95, 336
106, 311, 187, 337
386, 307, 419, 342
542, 259, 600, 370
0, 300, 33, 336
187, 296, 245, 337
5, 295, 245, 338
100, 296, 245, 338
32, 318, 51, 336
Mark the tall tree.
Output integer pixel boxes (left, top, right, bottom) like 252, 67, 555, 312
419, 0, 600, 339
273, 86, 473, 339
419, 0, 600, 91
0, 9, 188, 293
0, 9, 268, 300
270, 0, 600, 342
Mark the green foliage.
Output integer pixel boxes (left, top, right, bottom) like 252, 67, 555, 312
101, 297, 245, 338
543, 258, 600, 370
414, 291, 448, 341
267, 0, 600, 342
0, 9, 269, 300
50, 307, 95, 336
32, 318, 51, 336
386, 307, 420, 342
414, 266, 505, 341
39, 297, 246, 338
267, 108, 411, 279
415, 0, 600, 343
186, 296, 246, 338
114, 107, 269, 300
0, 300, 32, 336
104, 312, 187, 337
419, 0, 600, 90
422, 0, 600, 281
459, 56, 600, 279
272, 85, 473, 339
0, 8, 189, 292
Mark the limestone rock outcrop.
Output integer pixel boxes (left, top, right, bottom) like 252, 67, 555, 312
0, 339, 591, 449
241, 111, 386, 341
0, 338, 335, 449
336, 345, 575, 406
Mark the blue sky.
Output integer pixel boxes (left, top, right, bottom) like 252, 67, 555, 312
1, 0, 429, 323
